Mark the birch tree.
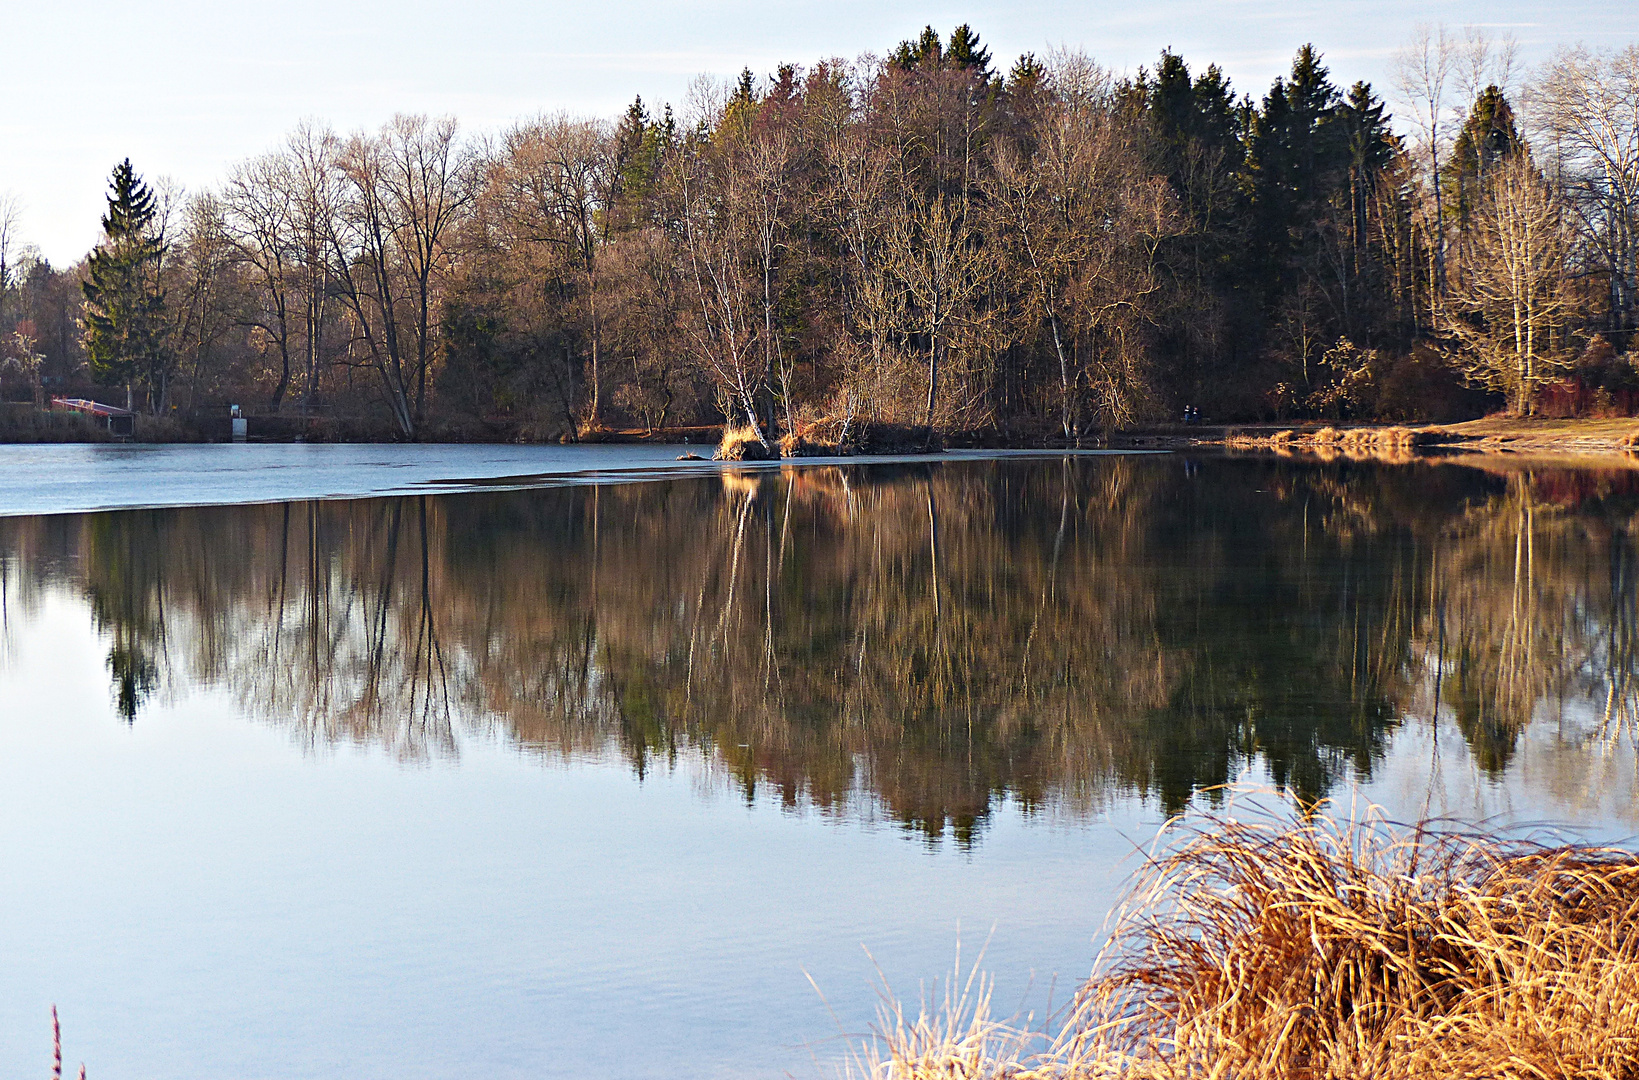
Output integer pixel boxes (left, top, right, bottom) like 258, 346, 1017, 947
1394, 25, 1455, 302
1443, 155, 1573, 412
669, 93, 773, 445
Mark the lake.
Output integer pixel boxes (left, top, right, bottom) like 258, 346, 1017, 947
3, 447, 1637, 1078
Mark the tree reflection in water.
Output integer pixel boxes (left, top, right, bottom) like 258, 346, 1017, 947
4, 454, 1639, 843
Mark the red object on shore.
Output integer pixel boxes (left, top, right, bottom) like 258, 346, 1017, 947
50, 397, 135, 437
50, 397, 133, 418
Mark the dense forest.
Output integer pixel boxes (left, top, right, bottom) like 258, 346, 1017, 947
1, 27, 1636, 443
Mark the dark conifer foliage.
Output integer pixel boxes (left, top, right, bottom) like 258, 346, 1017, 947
1445, 86, 1524, 231
81, 159, 169, 408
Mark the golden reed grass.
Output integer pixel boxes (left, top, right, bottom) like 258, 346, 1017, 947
860, 808, 1639, 1079
714, 423, 778, 461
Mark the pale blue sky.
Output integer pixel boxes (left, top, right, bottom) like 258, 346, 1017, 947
4, 0, 1633, 264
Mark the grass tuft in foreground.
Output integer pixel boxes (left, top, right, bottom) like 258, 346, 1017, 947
860, 809, 1639, 1079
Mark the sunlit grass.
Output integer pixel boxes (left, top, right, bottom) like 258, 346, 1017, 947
859, 804, 1639, 1079
714, 422, 778, 460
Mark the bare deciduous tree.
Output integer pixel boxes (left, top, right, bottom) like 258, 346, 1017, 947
494, 115, 613, 424
1443, 156, 1573, 412
885, 191, 987, 430
670, 109, 773, 445
332, 115, 473, 437
1532, 44, 1639, 332
1395, 24, 1456, 302
224, 153, 299, 408
0, 193, 20, 328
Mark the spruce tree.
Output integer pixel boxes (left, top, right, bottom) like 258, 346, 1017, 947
1138, 51, 1243, 202
946, 25, 992, 79
890, 26, 943, 70
1445, 86, 1523, 230
1339, 82, 1397, 265
1245, 48, 1349, 300
82, 159, 167, 409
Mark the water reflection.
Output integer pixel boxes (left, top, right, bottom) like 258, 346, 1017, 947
4, 455, 1639, 841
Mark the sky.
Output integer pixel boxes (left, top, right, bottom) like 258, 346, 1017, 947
3, 0, 1634, 266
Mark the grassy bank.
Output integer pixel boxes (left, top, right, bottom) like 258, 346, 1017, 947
865, 809, 1639, 1079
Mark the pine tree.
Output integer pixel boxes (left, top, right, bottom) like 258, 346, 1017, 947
82, 159, 168, 409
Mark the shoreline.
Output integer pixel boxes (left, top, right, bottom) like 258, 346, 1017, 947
9, 415, 1639, 464
1105, 417, 1639, 458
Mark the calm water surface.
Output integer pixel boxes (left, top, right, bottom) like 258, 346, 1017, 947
3, 449, 1638, 1078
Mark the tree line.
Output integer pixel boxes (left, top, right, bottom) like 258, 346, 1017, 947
1, 26, 1636, 442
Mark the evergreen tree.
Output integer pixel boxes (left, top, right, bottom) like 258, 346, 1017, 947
890, 26, 944, 70
1337, 82, 1398, 260
1136, 51, 1244, 209
946, 24, 992, 80
610, 97, 654, 230
999, 53, 1049, 146
82, 159, 167, 409
1007, 52, 1044, 90
732, 67, 756, 105
1243, 47, 1350, 304
1246, 46, 1346, 245
1444, 85, 1523, 231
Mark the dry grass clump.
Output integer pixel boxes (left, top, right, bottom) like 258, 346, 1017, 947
714, 423, 778, 461
1336, 426, 1440, 450
1335, 426, 1419, 463
1311, 426, 1343, 445
1338, 425, 1407, 447
860, 809, 1639, 1080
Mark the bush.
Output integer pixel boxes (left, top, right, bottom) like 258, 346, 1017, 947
841, 421, 943, 454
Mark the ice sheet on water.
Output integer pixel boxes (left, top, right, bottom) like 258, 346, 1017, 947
0, 443, 715, 516
0, 443, 1138, 517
